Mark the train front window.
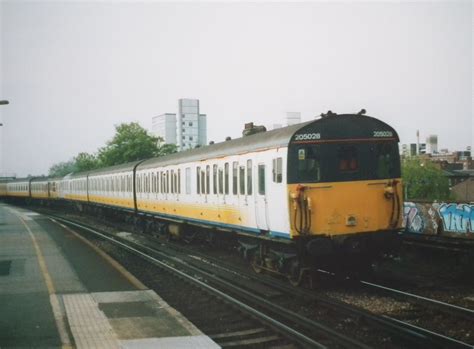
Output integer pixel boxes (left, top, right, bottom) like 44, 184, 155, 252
288, 141, 401, 183
296, 146, 321, 183
373, 142, 397, 179
338, 146, 358, 172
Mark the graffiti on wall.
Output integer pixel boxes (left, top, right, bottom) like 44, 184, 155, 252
403, 202, 474, 237
438, 203, 474, 234
403, 202, 424, 234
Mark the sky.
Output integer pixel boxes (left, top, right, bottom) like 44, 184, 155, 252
0, 1, 472, 177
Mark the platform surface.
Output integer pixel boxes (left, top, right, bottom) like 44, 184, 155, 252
0, 203, 219, 348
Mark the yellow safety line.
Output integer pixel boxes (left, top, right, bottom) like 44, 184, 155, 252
18, 216, 73, 349
51, 219, 147, 290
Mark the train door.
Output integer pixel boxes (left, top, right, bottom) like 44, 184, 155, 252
255, 163, 269, 230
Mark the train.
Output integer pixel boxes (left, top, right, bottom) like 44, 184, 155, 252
1, 111, 404, 284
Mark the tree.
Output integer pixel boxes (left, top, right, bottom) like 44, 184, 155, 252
402, 158, 451, 201
74, 152, 100, 172
98, 122, 161, 166
48, 123, 179, 176
156, 141, 178, 157
48, 160, 76, 177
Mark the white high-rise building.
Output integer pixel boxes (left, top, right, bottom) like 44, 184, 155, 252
152, 113, 177, 145
152, 99, 207, 151
178, 98, 207, 151
426, 135, 438, 154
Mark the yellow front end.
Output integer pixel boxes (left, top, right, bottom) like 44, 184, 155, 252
288, 179, 403, 238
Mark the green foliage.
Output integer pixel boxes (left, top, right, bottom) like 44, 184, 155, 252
48, 160, 76, 177
98, 122, 174, 166
402, 158, 451, 201
74, 152, 100, 172
156, 141, 178, 157
48, 122, 178, 176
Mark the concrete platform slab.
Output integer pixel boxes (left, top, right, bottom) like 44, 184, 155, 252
0, 204, 219, 348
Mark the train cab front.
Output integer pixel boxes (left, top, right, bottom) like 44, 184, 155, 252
287, 112, 403, 268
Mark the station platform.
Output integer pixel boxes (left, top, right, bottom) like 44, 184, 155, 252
0, 203, 219, 348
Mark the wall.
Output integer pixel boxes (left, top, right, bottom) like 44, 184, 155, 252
403, 201, 474, 238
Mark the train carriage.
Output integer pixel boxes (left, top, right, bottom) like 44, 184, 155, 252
48, 177, 62, 199
135, 126, 295, 238
87, 161, 139, 210
6, 178, 31, 198
61, 173, 88, 202
30, 177, 50, 200
0, 180, 8, 197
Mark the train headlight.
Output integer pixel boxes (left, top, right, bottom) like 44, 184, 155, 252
346, 215, 357, 227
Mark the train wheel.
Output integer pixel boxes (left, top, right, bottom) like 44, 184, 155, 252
251, 254, 263, 274
287, 259, 303, 287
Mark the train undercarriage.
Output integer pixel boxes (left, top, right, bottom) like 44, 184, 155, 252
7, 197, 401, 286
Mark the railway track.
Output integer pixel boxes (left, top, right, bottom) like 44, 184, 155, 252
43, 211, 473, 348
358, 279, 474, 322
48, 214, 367, 348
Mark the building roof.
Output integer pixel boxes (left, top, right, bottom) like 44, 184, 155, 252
444, 169, 474, 177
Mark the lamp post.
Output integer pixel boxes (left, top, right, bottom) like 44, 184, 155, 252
0, 100, 8, 126
0, 100, 8, 175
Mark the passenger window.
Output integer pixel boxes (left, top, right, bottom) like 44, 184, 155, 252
247, 160, 252, 195
213, 164, 218, 194
239, 166, 245, 195
177, 169, 181, 194
196, 167, 201, 194
272, 157, 283, 183
232, 162, 238, 195
224, 163, 229, 195
206, 165, 210, 195
161, 172, 165, 193
185, 168, 191, 194
171, 170, 175, 193
155, 172, 160, 194
258, 165, 265, 195
218, 168, 223, 194
201, 169, 206, 195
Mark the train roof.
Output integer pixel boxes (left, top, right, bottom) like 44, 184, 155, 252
30, 177, 53, 183
83, 160, 142, 177
53, 113, 399, 177
288, 113, 400, 144
6, 178, 31, 183
137, 121, 311, 170
137, 113, 399, 170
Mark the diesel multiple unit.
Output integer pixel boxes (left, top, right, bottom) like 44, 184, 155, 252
2, 113, 404, 284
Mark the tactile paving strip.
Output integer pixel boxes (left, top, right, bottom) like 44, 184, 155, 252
63, 293, 119, 349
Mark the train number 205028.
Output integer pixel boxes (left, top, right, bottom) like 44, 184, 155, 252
373, 131, 393, 137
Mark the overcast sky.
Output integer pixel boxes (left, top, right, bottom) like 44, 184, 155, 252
1, 1, 472, 177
